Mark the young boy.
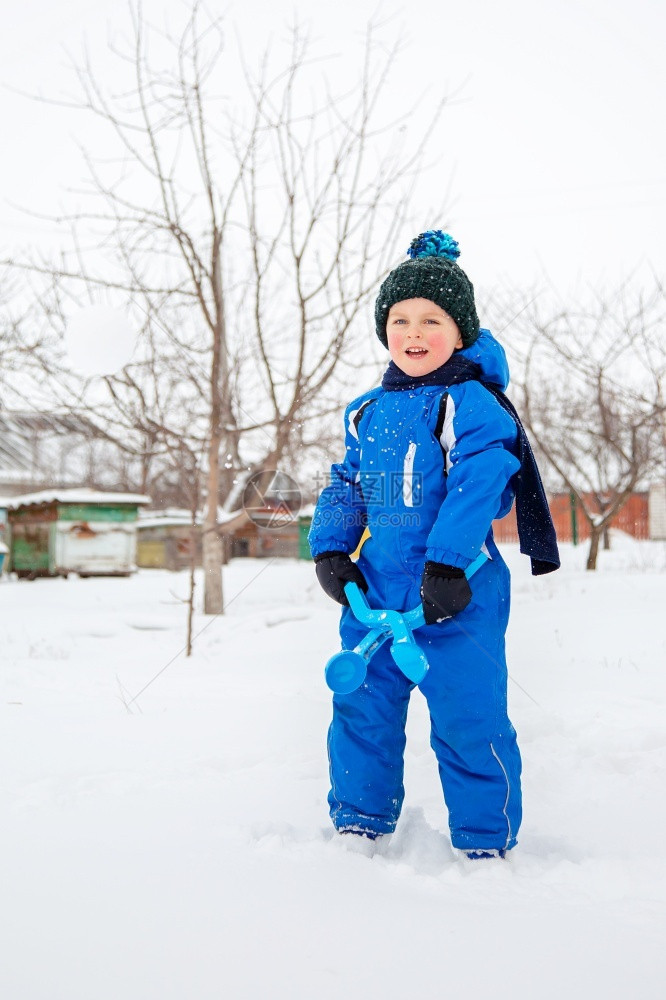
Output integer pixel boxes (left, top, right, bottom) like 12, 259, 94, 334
308, 231, 559, 860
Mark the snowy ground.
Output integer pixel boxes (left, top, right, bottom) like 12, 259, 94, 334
1, 535, 665, 1000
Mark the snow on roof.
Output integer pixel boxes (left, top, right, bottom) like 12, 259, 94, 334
137, 518, 195, 530
6, 488, 151, 509
137, 508, 248, 528
138, 506, 195, 525
217, 507, 245, 524
137, 509, 199, 530
139, 506, 191, 519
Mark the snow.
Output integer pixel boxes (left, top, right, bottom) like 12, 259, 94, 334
216, 506, 246, 525
137, 508, 196, 530
1, 534, 665, 999
5, 488, 151, 509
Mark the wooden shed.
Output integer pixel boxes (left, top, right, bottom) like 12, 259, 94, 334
136, 510, 201, 570
217, 507, 313, 560
7, 489, 150, 579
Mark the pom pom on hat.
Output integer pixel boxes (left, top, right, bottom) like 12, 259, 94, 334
374, 229, 480, 349
407, 230, 460, 262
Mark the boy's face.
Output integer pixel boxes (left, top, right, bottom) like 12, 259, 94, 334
386, 298, 463, 376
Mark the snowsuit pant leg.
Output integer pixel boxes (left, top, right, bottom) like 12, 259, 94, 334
418, 556, 522, 851
327, 609, 412, 836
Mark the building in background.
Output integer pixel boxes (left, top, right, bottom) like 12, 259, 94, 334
6, 489, 150, 578
136, 509, 201, 571
216, 507, 314, 560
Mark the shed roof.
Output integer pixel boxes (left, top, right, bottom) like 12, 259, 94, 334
137, 515, 196, 530
6, 488, 151, 510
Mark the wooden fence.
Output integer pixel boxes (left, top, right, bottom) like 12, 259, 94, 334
493, 492, 650, 544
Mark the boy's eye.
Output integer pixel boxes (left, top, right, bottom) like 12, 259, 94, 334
390, 317, 439, 325
391, 316, 439, 326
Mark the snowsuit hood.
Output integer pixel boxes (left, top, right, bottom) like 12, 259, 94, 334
458, 328, 510, 392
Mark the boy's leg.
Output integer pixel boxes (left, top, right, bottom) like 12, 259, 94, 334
419, 558, 522, 852
328, 615, 412, 837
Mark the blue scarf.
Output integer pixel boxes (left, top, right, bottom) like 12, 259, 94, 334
382, 357, 560, 576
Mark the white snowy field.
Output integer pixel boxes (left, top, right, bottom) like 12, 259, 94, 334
1, 536, 665, 1000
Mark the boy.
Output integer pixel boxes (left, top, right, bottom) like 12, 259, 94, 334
308, 231, 559, 860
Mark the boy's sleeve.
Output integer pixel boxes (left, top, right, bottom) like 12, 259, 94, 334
426, 384, 520, 570
308, 399, 370, 558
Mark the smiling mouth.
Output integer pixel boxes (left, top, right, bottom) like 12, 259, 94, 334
405, 347, 428, 358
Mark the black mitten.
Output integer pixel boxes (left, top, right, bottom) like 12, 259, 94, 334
314, 551, 369, 606
420, 561, 472, 624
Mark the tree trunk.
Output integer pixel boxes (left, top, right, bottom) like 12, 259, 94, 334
186, 522, 197, 657
203, 378, 224, 613
201, 231, 228, 615
202, 530, 223, 614
586, 527, 603, 570
603, 525, 611, 550
203, 446, 224, 614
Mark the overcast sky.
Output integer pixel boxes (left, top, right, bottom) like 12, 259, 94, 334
1, 0, 664, 300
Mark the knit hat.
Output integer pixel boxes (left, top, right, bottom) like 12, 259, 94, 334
374, 231, 480, 348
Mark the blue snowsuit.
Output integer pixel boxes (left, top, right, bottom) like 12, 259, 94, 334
308, 330, 523, 851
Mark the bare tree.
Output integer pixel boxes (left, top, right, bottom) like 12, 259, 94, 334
0, 276, 62, 400
509, 282, 666, 569
5, 2, 447, 612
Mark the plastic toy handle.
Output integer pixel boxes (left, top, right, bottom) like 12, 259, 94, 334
344, 583, 390, 628
344, 550, 488, 625
464, 551, 489, 579
331, 551, 490, 692
401, 551, 489, 628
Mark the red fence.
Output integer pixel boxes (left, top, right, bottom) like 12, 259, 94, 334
493, 492, 650, 543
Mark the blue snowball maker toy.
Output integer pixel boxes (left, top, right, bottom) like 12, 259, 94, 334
325, 552, 488, 694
